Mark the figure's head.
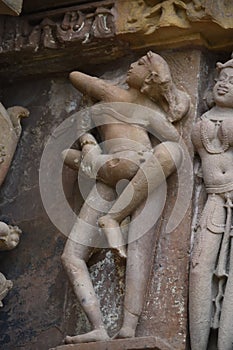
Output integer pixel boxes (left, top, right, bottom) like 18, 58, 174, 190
126, 51, 171, 99
213, 54, 233, 108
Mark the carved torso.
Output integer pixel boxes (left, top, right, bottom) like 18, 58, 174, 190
192, 109, 233, 193
91, 92, 164, 154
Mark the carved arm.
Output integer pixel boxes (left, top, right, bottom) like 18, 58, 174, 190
69, 71, 130, 102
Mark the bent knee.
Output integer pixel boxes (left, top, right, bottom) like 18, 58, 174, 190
61, 252, 77, 268
61, 252, 86, 272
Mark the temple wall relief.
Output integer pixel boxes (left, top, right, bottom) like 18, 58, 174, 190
0, 1, 232, 350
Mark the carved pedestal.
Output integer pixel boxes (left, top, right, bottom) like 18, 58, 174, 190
50, 336, 172, 350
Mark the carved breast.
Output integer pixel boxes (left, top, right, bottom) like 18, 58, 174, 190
192, 117, 233, 154
222, 118, 233, 147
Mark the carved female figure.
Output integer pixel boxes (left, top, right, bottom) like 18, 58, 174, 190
189, 55, 233, 350
61, 51, 190, 344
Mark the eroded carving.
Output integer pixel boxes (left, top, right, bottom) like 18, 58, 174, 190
61, 51, 190, 344
189, 54, 233, 349
117, 0, 233, 39
0, 3, 115, 53
0, 103, 29, 306
145, 0, 190, 31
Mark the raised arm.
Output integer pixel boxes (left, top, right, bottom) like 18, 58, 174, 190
69, 71, 130, 102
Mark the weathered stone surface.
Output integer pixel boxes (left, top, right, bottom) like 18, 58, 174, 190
0, 76, 83, 350
116, 0, 233, 50
50, 336, 172, 350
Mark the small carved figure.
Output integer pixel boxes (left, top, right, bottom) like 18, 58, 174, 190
189, 54, 233, 350
56, 11, 92, 44
62, 51, 190, 344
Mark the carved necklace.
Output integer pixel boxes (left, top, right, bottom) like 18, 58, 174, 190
200, 118, 229, 154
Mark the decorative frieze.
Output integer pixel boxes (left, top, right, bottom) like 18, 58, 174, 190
0, 1, 115, 53
0, 0, 233, 79
116, 0, 233, 50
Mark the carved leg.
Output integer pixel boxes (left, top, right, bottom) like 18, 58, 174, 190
62, 250, 110, 344
218, 238, 233, 350
61, 133, 101, 172
98, 216, 127, 258
98, 141, 182, 254
118, 212, 156, 338
189, 229, 222, 350
62, 182, 116, 343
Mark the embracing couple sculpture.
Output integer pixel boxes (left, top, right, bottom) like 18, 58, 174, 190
61, 51, 190, 344
61, 50, 233, 349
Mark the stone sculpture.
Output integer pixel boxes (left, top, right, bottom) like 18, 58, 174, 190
189, 54, 233, 350
0, 103, 29, 306
61, 51, 190, 344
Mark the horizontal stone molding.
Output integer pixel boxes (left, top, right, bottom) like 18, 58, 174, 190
49, 336, 173, 350
0, 0, 233, 80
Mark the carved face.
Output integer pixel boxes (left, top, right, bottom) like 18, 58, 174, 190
126, 57, 150, 89
213, 67, 233, 108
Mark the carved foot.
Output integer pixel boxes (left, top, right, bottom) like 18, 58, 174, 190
117, 326, 135, 339
65, 329, 110, 344
80, 133, 101, 162
98, 215, 127, 259
79, 133, 98, 148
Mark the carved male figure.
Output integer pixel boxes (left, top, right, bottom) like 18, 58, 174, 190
62, 51, 190, 344
190, 54, 233, 350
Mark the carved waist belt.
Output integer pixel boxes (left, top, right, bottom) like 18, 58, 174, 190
206, 181, 233, 194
